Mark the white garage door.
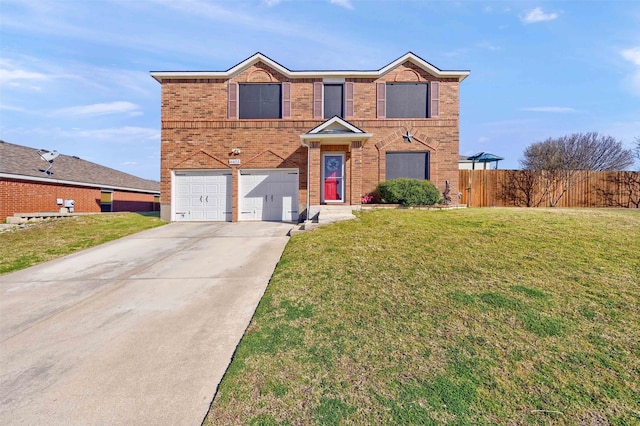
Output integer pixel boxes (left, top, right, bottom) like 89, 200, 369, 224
174, 171, 232, 221
239, 169, 299, 222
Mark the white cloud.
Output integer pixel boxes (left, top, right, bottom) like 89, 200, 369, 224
64, 126, 159, 141
330, 0, 354, 10
263, 0, 282, 5
521, 107, 576, 113
0, 103, 28, 112
51, 101, 142, 118
621, 47, 640, 96
520, 7, 558, 24
0, 60, 50, 88
622, 47, 640, 66
121, 161, 138, 165
478, 41, 501, 51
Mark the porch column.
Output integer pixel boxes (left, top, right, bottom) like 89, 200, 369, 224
309, 141, 321, 206
350, 141, 363, 205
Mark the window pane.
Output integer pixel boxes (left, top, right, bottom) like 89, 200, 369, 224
324, 84, 343, 118
386, 83, 428, 118
239, 84, 282, 119
385, 152, 429, 180
100, 192, 113, 203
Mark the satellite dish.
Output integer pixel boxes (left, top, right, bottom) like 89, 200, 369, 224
39, 150, 59, 162
36, 149, 59, 175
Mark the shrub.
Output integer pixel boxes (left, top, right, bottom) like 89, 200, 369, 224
375, 178, 441, 206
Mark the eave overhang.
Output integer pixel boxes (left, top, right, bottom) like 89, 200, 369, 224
0, 172, 160, 194
299, 116, 372, 146
151, 52, 470, 83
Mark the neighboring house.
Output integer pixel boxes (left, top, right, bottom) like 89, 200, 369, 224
459, 152, 505, 170
151, 52, 469, 222
0, 140, 160, 222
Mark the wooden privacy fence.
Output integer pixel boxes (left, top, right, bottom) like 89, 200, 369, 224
459, 170, 640, 208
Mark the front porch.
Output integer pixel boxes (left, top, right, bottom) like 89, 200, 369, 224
300, 117, 372, 215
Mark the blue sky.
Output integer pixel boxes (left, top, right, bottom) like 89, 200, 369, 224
1, 0, 639, 180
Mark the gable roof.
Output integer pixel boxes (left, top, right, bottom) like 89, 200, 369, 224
306, 116, 369, 135
0, 140, 159, 193
151, 52, 470, 82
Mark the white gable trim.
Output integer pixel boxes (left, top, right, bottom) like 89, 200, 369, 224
306, 116, 366, 134
151, 52, 470, 82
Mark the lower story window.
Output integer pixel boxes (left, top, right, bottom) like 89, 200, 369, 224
101, 190, 113, 212
385, 152, 430, 180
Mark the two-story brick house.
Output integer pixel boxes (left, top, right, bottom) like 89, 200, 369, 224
151, 52, 469, 222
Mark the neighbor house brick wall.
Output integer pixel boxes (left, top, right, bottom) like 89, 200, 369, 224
1, 179, 159, 222
159, 56, 464, 221
0, 179, 101, 221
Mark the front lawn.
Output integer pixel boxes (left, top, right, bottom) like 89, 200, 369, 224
0, 212, 164, 275
206, 208, 639, 425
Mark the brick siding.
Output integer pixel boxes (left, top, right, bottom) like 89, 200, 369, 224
1, 179, 158, 222
160, 59, 463, 221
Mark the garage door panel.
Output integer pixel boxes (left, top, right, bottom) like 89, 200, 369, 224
174, 171, 231, 222
240, 170, 298, 222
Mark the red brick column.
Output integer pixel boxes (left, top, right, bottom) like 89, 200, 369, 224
350, 141, 363, 205
309, 142, 321, 206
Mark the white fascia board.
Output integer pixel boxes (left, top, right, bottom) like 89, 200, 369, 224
0, 173, 160, 194
151, 52, 470, 82
300, 133, 373, 141
378, 52, 470, 81
307, 116, 365, 134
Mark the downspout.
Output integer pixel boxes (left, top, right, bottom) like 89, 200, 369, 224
301, 141, 311, 223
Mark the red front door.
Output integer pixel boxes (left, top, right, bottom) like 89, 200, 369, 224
323, 154, 343, 202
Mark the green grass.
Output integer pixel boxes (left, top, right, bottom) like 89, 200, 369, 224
206, 208, 640, 425
0, 212, 164, 274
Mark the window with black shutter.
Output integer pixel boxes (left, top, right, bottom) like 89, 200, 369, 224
385, 82, 428, 118
239, 83, 282, 119
324, 84, 344, 118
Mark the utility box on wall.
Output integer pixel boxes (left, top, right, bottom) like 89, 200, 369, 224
63, 199, 75, 213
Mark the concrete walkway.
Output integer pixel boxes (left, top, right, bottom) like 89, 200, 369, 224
0, 222, 292, 425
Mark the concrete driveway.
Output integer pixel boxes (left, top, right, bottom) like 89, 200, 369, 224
0, 221, 293, 425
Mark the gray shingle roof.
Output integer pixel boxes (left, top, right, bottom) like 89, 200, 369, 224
0, 140, 159, 193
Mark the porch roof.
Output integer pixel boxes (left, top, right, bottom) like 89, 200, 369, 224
300, 116, 372, 145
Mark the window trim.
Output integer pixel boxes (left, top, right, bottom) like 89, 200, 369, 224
100, 189, 113, 213
385, 151, 430, 180
323, 83, 344, 119
238, 82, 283, 119
385, 82, 429, 119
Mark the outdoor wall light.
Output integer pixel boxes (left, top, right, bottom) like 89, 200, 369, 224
231, 148, 241, 155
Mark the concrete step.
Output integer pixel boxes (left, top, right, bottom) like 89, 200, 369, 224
316, 205, 359, 224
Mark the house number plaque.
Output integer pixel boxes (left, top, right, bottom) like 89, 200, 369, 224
229, 159, 241, 165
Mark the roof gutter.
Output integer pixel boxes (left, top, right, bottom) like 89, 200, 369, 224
0, 173, 160, 194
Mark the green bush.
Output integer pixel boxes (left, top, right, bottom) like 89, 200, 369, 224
376, 178, 441, 206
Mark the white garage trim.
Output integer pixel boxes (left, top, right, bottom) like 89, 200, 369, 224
173, 170, 232, 222
239, 169, 299, 222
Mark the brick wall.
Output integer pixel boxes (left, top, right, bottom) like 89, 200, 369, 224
1, 179, 158, 222
160, 60, 462, 220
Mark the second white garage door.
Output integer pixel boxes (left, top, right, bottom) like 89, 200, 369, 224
239, 169, 299, 222
174, 171, 232, 221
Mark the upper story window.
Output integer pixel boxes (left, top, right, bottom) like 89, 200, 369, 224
314, 81, 354, 119
239, 83, 282, 119
386, 82, 428, 118
323, 84, 344, 118
377, 81, 440, 119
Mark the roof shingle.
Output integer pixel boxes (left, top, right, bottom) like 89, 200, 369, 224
0, 140, 159, 193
